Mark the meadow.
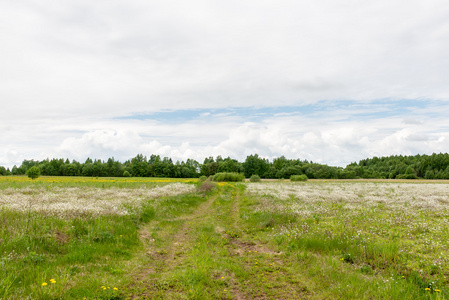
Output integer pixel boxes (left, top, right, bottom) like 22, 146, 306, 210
0, 176, 448, 299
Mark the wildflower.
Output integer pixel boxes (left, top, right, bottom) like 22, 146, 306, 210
425, 288, 431, 291
221, 277, 224, 279
340, 258, 344, 261
113, 287, 118, 290
42, 282, 47, 286
435, 289, 441, 292
50, 279, 56, 284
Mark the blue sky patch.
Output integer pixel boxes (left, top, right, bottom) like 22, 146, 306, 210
116, 99, 442, 123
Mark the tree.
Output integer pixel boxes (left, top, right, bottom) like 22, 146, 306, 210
26, 166, 40, 180
0, 166, 6, 175
243, 154, 270, 178
131, 154, 149, 177
201, 157, 219, 177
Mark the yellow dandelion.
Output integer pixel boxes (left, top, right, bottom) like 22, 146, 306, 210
425, 288, 431, 291
221, 277, 224, 279
42, 282, 48, 286
50, 279, 56, 284
340, 258, 344, 261
435, 289, 441, 292
113, 287, 118, 290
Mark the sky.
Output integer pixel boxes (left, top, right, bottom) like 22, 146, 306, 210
1, 0, 449, 168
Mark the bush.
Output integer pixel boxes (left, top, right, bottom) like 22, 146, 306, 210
212, 172, 245, 182
290, 174, 308, 182
197, 181, 217, 193
123, 170, 131, 177
26, 166, 40, 180
198, 175, 207, 182
249, 174, 261, 182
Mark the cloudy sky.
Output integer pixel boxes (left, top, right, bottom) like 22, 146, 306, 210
1, 0, 449, 168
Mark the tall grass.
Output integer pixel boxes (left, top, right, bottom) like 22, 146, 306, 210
244, 181, 449, 298
0, 181, 201, 299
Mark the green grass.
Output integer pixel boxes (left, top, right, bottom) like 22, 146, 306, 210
242, 181, 449, 299
0, 175, 196, 190
0, 178, 202, 299
1, 179, 448, 299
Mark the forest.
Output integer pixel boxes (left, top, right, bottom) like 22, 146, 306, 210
2, 152, 449, 179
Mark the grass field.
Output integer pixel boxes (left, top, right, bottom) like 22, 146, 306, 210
1, 176, 448, 299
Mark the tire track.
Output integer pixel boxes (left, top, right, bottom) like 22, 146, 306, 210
130, 194, 218, 298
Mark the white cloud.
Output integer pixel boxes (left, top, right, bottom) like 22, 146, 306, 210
1, 1, 449, 168
1, 109, 449, 168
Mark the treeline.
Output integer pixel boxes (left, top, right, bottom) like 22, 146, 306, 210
346, 153, 449, 179
2, 152, 449, 179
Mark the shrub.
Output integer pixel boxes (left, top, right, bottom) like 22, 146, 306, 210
123, 170, 131, 177
212, 172, 245, 182
26, 166, 40, 180
290, 174, 308, 182
249, 174, 261, 182
198, 175, 207, 182
197, 181, 217, 193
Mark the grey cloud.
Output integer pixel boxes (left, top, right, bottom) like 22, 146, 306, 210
405, 133, 432, 142
403, 118, 423, 125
